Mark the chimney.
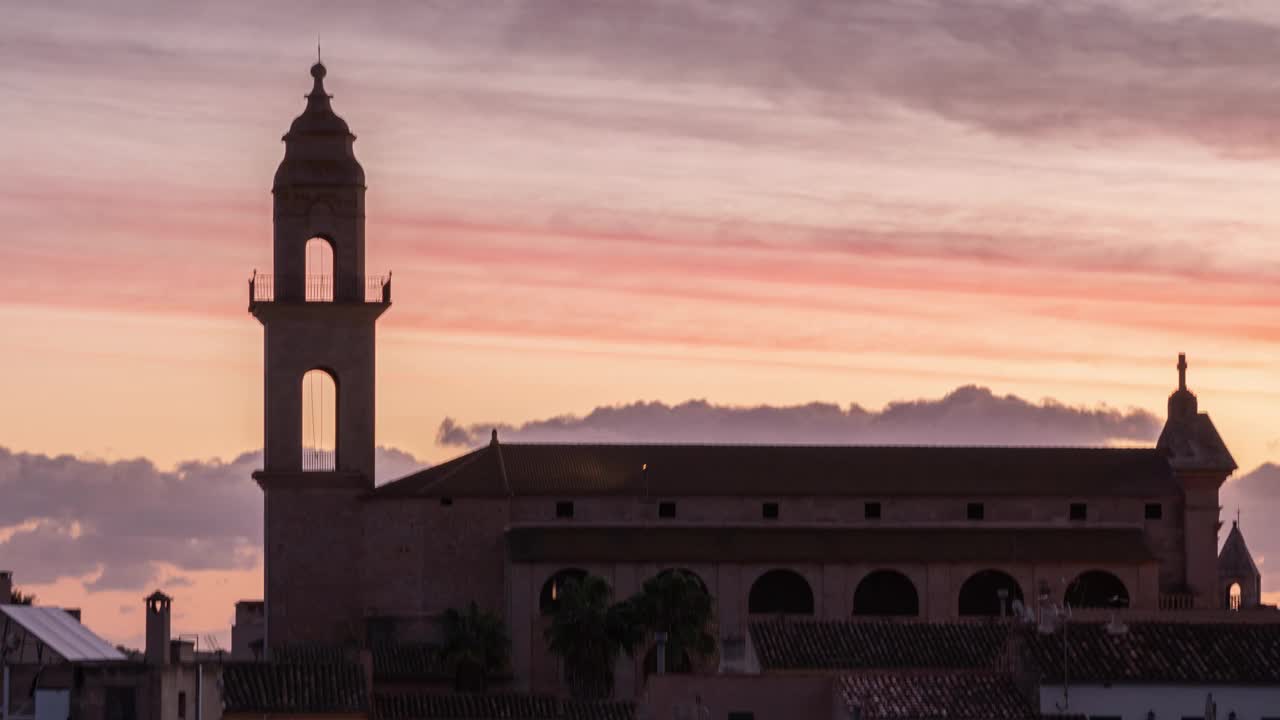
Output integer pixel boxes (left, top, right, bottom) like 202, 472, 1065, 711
0, 571, 12, 604
144, 591, 173, 666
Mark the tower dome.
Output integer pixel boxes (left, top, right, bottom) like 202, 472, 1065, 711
273, 61, 365, 189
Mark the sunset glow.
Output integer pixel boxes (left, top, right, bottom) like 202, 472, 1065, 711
4, 0, 1280, 646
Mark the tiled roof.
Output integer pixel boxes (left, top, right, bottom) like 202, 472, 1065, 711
372, 444, 1176, 499
754, 620, 1280, 685
373, 644, 448, 681
750, 620, 1009, 671
839, 673, 1036, 720
1025, 622, 1280, 684
221, 663, 368, 715
508, 526, 1157, 564
374, 693, 633, 720
271, 644, 353, 665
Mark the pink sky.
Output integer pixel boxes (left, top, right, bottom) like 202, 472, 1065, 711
3, 1, 1280, 645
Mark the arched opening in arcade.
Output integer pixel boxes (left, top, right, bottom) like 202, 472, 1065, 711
748, 569, 814, 615
301, 368, 337, 471
1064, 570, 1130, 609
957, 569, 1023, 617
853, 570, 920, 617
539, 568, 588, 615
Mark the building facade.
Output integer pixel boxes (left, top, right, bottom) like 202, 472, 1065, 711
249, 63, 1262, 696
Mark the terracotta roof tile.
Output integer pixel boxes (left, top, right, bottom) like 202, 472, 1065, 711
272, 645, 352, 664
373, 444, 1175, 499
1026, 622, 1280, 684
374, 693, 633, 720
509, 526, 1157, 564
839, 672, 1036, 720
750, 620, 1009, 671
753, 620, 1280, 685
222, 662, 368, 715
373, 644, 448, 681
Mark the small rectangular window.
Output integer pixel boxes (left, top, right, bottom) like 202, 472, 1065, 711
727, 713, 755, 720
555, 501, 574, 519
1145, 502, 1163, 520
658, 501, 677, 519
864, 502, 881, 520
967, 502, 985, 521
762, 502, 779, 519
1070, 503, 1087, 521
178, 692, 187, 719
439, 497, 453, 507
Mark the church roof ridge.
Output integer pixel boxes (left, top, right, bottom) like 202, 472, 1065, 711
369, 442, 1175, 500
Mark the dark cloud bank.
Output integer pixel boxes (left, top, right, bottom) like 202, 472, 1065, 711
4, 386, 1276, 596
438, 386, 1159, 447
0, 446, 424, 593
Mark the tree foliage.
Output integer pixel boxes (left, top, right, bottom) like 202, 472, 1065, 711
544, 570, 717, 698
544, 575, 642, 699
630, 570, 715, 671
7, 588, 34, 605
441, 602, 510, 692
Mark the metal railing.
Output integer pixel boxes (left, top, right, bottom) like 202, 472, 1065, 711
306, 274, 333, 302
249, 272, 391, 304
1158, 592, 1195, 611
302, 448, 336, 472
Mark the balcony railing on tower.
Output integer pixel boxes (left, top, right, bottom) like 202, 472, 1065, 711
302, 448, 336, 472
249, 272, 391, 304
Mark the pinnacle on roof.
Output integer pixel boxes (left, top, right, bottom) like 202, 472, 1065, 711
1156, 353, 1236, 472
274, 60, 365, 189
1168, 352, 1198, 420
285, 60, 352, 139
1218, 520, 1260, 578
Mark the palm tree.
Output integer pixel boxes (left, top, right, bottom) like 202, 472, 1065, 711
441, 602, 510, 692
630, 570, 715, 675
544, 574, 642, 699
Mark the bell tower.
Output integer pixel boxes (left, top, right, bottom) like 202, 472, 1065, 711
250, 61, 389, 651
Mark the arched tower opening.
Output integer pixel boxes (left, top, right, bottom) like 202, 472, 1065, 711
306, 237, 334, 301
748, 569, 814, 615
1064, 570, 1130, 609
1228, 582, 1243, 610
853, 570, 920, 617
957, 569, 1023, 617
301, 368, 337, 471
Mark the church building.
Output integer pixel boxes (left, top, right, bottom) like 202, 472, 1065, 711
248, 63, 1262, 696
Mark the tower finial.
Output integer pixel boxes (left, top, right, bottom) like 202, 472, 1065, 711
317, 35, 322, 64
1177, 353, 1187, 391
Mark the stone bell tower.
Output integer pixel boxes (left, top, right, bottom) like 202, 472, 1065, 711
1156, 353, 1236, 607
250, 61, 390, 652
